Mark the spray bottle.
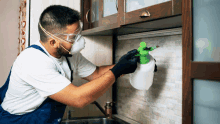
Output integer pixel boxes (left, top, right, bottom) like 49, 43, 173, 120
130, 42, 158, 90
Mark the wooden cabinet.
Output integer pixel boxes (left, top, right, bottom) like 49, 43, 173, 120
81, 0, 182, 35
82, 0, 119, 31
121, 0, 181, 26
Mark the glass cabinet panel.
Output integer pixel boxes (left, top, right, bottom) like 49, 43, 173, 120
193, 79, 220, 124
91, 0, 99, 22
103, 0, 118, 17
193, 0, 220, 62
126, 0, 171, 12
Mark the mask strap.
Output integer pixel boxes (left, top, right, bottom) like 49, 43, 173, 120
39, 22, 66, 43
39, 22, 72, 55
60, 45, 71, 54
58, 41, 71, 54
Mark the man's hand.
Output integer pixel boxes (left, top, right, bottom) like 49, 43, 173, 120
110, 49, 138, 80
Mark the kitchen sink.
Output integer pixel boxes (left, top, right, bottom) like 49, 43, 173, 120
61, 116, 130, 124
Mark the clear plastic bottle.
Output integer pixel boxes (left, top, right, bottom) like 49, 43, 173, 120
130, 54, 155, 90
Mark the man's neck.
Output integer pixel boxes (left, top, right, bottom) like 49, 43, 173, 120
39, 40, 62, 59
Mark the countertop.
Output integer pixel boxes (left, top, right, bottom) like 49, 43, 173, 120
113, 114, 142, 124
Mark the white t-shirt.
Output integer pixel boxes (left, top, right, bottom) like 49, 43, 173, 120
1, 40, 96, 115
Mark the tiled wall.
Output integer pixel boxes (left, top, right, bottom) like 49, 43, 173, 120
115, 34, 182, 124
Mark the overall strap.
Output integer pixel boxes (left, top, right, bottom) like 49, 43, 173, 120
65, 57, 73, 82
0, 67, 12, 104
28, 45, 48, 56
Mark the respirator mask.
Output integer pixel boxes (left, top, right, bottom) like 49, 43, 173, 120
39, 21, 85, 55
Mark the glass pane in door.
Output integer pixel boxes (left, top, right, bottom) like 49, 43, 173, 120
193, 79, 220, 124
193, 0, 220, 62
103, 0, 118, 17
91, 0, 99, 22
126, 0, 171, 12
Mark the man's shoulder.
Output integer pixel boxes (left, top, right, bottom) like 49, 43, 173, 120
20, 47, 49, 58
15, 48, 54, 68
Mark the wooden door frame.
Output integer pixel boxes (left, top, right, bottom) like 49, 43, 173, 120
173, 0, 182, 15
182, 0, 220, 123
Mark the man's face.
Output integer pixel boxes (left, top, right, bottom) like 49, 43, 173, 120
54, 21, 80, 57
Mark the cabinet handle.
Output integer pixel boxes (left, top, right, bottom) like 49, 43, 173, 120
86, 9, 90, 23
139, 10, 151, 18
86, 9, 95, 23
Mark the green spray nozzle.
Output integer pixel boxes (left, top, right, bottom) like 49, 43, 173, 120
135, 42, 158, 64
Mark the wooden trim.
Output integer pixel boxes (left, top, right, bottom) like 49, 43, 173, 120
117, 0, 124, 26
81, 23, 118, 36
191, 62, 220, 81
100, 13, 118, 26
89, 0, 92, 28
124, 1, 172, 25
80, 0, 83, 23
117, 27, 182, 40
91, 21, 99, 29
99, 0, 103, 27
182, 0, 193, 124
173, 0, 182, 15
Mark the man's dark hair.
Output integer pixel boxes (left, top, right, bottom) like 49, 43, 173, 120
38, 5, 81, 43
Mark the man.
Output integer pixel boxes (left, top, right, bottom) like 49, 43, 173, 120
0, 5, 138, 124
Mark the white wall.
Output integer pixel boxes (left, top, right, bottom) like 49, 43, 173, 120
29, 0, 80, 45
0, 0, 20, 87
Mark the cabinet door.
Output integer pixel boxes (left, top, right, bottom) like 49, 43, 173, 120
82, 0, 119, 31
99, 0, 118, 28
121, 0, 181, 26
182, 0, 220, 123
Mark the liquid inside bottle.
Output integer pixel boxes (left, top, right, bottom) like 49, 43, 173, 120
130, 54, 155, 90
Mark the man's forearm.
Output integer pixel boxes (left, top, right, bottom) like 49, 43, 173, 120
78, 64, 127, 108
78, 70, 115, 108
97, 64, 125, 78
98, 64, 115, 77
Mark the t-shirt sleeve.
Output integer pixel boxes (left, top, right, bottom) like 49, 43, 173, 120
18, 53, 71, 97
76, 52, 97, 78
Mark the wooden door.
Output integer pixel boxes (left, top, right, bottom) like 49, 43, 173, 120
82, 0, 118, 31
121, 0, 181, 26
182, 0, 220, 123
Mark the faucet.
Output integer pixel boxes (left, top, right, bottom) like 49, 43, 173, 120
66, 101, 115, 120
91, 101, 115, 119
66, 106, 75, 120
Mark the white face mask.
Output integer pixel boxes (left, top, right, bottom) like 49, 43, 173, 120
69, 35, 85, 54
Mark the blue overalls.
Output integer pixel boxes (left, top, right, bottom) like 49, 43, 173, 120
0, 45, 73, 124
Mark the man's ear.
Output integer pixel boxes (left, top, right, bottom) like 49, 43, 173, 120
49, 38, 59, 48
